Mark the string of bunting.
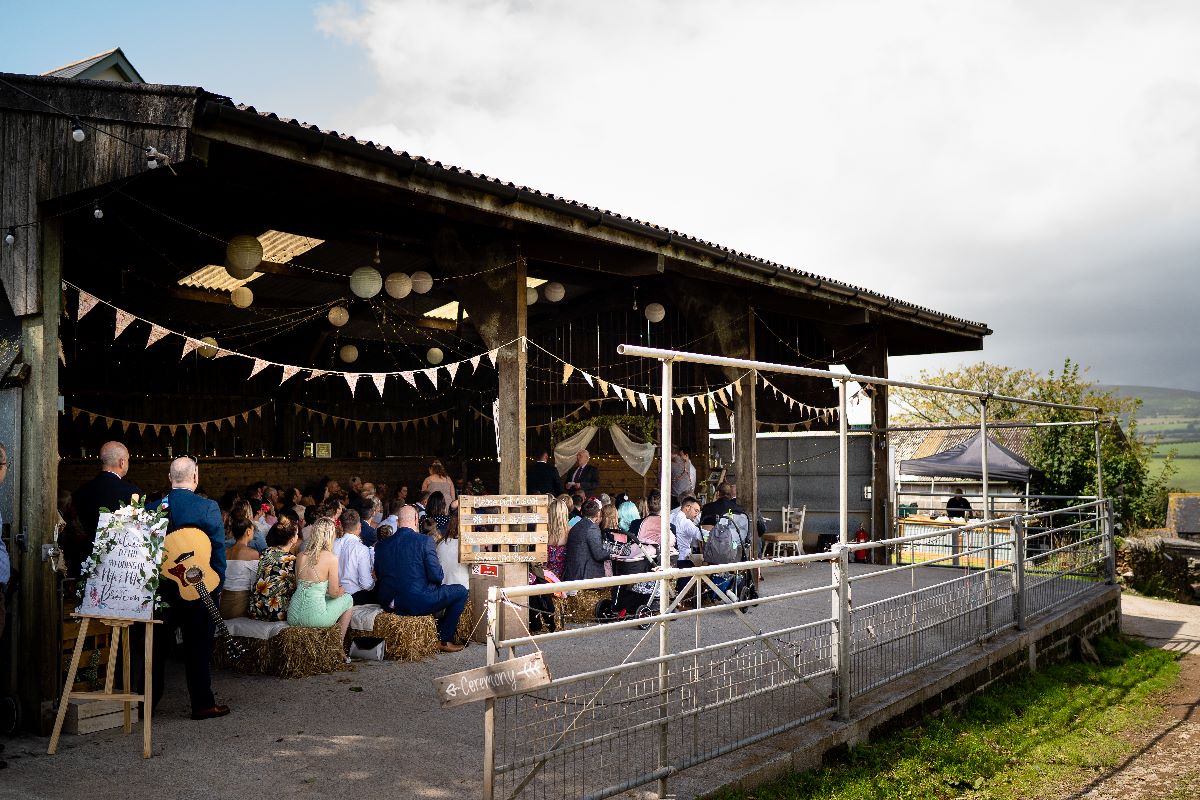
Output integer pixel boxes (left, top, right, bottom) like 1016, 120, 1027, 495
293, 403, 452, 433
67, 403, 267, 437
757, 374, 841, 424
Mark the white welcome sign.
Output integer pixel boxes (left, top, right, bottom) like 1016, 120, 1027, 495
77, 512, 166, 621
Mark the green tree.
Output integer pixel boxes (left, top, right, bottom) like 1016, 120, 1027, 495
893, 359, 1174, 530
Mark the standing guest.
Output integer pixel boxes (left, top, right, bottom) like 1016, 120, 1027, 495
374, 506, 468, 653
946, 488, 972, 519
413, 491, 430, 520
249, 522, 298, 622
284, 487, 305, 520
288, 518, 353, 645
670, 446, 697, 507
72, 441, 140, 562
220, 520, 260, 619
528, 497, 571, 633
152, 457, 228, 720
57, 489, 89, 579
562, 499, 608, 581
527, 448, 564, 497
424, 491, 451, 535
435, 513, 469, 589
334, 509, 376, 605
421, 459, 457, 503
564, 450, 600, 496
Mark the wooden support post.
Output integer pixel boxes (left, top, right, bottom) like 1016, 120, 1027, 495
495, 256, 528, 495
18, 217, 62, 733
733, 311, 758, 573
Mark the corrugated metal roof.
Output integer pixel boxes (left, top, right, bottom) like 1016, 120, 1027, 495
177, 265, 261, 292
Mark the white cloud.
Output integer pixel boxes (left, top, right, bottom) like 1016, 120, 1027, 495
318, 0, 1200, 388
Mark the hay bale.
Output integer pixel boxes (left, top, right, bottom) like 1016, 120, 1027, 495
214, 625, 347, 679
562, 589, 608, 624
456, 599, 475, 644
350, 612, 440, 662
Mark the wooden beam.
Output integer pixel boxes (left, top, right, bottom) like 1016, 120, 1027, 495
521, 237, 664, 277
733, 306, 758, 579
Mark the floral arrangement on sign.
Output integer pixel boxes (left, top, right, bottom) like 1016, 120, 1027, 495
76, 495, 169, 612
552, 414, 657, 443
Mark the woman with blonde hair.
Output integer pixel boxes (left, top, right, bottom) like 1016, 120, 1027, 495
421, 459, 456, 503
286, 517, 353, 656
529, 496, 572, 633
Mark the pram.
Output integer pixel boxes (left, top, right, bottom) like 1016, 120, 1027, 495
596, 529, 675, 628
701, 511, 759, 608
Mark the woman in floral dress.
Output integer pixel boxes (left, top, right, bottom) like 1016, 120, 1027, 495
248, 521, 299, 621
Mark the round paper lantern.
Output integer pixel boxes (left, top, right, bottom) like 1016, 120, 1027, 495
426, 347, 444, 365
225, 235, 263, 279
327, 306, 349, 327
410, 270, 433, 294
198, 337, 219, 359
385, 272, 412, 299
339, 344, 359, 363
644, 302, 666, 323
544, 281, 565, 302
350, 266, 383, 299
525, 287, 539, 306
230, 286, 254, 308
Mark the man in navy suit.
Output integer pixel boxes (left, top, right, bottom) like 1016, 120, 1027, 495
564, 449, 600, 496
374, 506, 467, 652
72, 441, 140, 562
150, 457, 229, 720
527, 448, 563, 496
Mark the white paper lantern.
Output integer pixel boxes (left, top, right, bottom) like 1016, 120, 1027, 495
385, 272, 412, 299
230, 286, 254, 308
350, 266, 383, 299
198, 336, 219, 359
645, 302, 666, 323
327, 306, 349, 327
339, 344, 359, 363
410, 270, 434, 294
526, 287, 539, 306
544, 282, 565, 302
426, 347, 444, 365
225, 235, 263, 279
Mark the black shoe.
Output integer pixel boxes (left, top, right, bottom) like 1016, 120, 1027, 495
190, 704, 230, 720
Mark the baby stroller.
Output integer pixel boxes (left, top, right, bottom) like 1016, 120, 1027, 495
596, 527, 675, 627
702, 511, 758, 607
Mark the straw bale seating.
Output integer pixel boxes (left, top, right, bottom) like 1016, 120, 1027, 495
558, 589, 609, 624
347, 600, 476, 662
215, 618, 347, 679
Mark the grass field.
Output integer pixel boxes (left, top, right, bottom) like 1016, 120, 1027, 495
1153, 452, 1200, 492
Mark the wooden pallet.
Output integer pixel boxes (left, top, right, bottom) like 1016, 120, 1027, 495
458, 495, 548, 564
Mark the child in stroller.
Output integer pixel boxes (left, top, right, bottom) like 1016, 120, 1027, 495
596, 506, 676, 626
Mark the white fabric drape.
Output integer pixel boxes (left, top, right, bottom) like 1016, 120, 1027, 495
554, 426, 598, 475
609, 424, 656, 476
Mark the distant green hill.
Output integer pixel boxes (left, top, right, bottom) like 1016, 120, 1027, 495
1097, 384, 1200, 420
1098, 385, 1200, 491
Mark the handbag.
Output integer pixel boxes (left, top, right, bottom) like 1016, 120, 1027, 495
349, 636, 386, 661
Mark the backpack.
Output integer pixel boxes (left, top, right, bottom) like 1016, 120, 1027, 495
704, 511, 749, 566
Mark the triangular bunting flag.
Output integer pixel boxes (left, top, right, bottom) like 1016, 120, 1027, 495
445, 362, 458, 383
674, 397, 685, 412
168, 424, 178, 436
389, 421, 398, 432
215, 417, 224, 430
137, 422, 147, 435
344, 373, 359, 397
249, 358, 270, 378
637, 392, 648, 410
371, 373, 387, 397
562, 363, 574, 384
151, 424, 162, 435
307, 369, 328, 381
77, 291, 100, 319
486, 349, 497, 367
280, 365, 301, 385
686, 396, 696, 413
145, 324, 170, 348
227, 415, 236, 427
241, 411, 250, 422
581, 372, 594, 387
180, 338, 202, 359
653, 395, 661, 412
71, 408, 81, 420
213, 348, 233, 359
114, 309, 136, 339
319, 413, 328, 424
422, 367, 439, 389
624, 388, 636, 404
733, 380, 743, 397
121, 420, 130, 433
469, 355, 481, 372
87, 412, 97, 424
401, 371, 417, 389
597, 378, 609, 397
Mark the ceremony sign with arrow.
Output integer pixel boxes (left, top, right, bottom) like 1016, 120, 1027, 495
432, 652, 550, 708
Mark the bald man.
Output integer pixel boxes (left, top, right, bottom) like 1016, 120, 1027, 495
565, 449, 600, 496
72, 440, 140, 563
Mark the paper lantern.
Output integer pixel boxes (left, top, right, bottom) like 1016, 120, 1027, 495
426, 347, 444, 365
225, 235, 263, 278
385, 272, 412, 299
328, 306, 349, 327
230, 286, 254, 308
544, 282, 565, 302
410, 270, 433, 294
350, 266, 383, 299
644, 302, 666, 323
198, 337, 219, 359
339, 344, 359, 363
525, 287, 539, 306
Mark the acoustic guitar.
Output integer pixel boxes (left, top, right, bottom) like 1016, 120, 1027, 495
160, 527, 246, 662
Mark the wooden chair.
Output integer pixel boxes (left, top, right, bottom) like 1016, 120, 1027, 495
762, 505, 806, 558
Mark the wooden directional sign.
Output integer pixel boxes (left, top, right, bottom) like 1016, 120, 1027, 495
459, 494, 549, 564
461, 531, 545, 545
432, 652, 551, 708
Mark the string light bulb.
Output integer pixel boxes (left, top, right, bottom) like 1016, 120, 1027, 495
92, 201, 103, 220
71, 119, 86, 142
146, 146, 159, 170
4, 228, 14, 246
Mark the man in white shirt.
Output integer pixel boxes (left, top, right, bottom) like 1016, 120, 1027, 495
669, 497, 703, 567
334, 509, 376, 605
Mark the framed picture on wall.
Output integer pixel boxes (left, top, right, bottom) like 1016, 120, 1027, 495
315, 442, 332, 459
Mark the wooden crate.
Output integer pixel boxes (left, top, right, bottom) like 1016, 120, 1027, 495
458, 495, 548, 564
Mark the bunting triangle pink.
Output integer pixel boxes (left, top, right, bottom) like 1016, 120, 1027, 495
181, 338, 202, 359
77, 291, 100, 320
469, 355, 481, 372
145, 324, 170, 348
445, 362, 459, 383
371, 373, 387, 396
249, 358, 270, 378
280, 365, 301, 385
114, 309, 136, 339
401, 371, 417, 389
344, 373, 359, 397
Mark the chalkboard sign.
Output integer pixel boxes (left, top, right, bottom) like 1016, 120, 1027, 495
77, 501, 169, 621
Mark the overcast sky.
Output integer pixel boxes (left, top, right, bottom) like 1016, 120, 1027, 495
9, 1, 1200, 390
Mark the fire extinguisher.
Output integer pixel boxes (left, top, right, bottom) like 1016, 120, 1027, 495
853, 522, 870, 563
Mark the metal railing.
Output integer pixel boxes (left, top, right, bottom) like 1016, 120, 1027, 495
481, 498, 1114, 800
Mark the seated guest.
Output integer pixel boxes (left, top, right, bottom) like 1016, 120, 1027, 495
227, 499, 268, 553
563, 499, 608, 581
249, 521, 299, 622
334, 509, 376, 605
288, 518, 354, 654
701, 482, 766, 536
635, 493, 677, 566
374, 506, 468, 653
528, 497, 571, 633
424, 491, 451, 535
670, 496, 704, 570
379, 498, 402, 533
435, 513, 469, 589
221, 519, 260, 619
617, 500, 640, 533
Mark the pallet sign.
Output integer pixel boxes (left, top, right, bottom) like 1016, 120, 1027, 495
432, 652, 551, 708
458, 495, 549, 564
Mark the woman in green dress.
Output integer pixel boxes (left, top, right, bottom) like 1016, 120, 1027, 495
287, 518, 353, 650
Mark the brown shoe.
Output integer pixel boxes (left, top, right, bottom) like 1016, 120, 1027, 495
190, 704, 230, 720
439, 641, 464, 653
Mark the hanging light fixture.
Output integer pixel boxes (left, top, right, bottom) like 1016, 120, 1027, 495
225, 234, 263, 279
543, 282, 565, 302
385, 271, 412, 299
230, 286, 254, 308
339, 344, 359, 363
410, 270, 433, 294
327, 306, 350, 327
4, 228, 15, 246
71, 119, 86, 142
92, 201, 103, 220
426, 347, 444, 365
525, 287, 539, 306
644, 302, 666, 323
350, 242, 384, 298
198, 337, 219, 358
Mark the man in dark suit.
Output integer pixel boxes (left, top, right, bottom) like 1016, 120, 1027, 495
72, 441, 140, 563
564, 449, 600, 496
562, 499, 609, 581
151, 457, 228, 720
527, 448, 564, 496
374, 506, 467, 652
701, 482, 766, 536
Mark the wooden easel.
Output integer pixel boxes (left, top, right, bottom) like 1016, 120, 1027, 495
48, 614, 159, 758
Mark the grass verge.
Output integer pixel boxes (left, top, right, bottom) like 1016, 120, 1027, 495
711, 635, 1180, 800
